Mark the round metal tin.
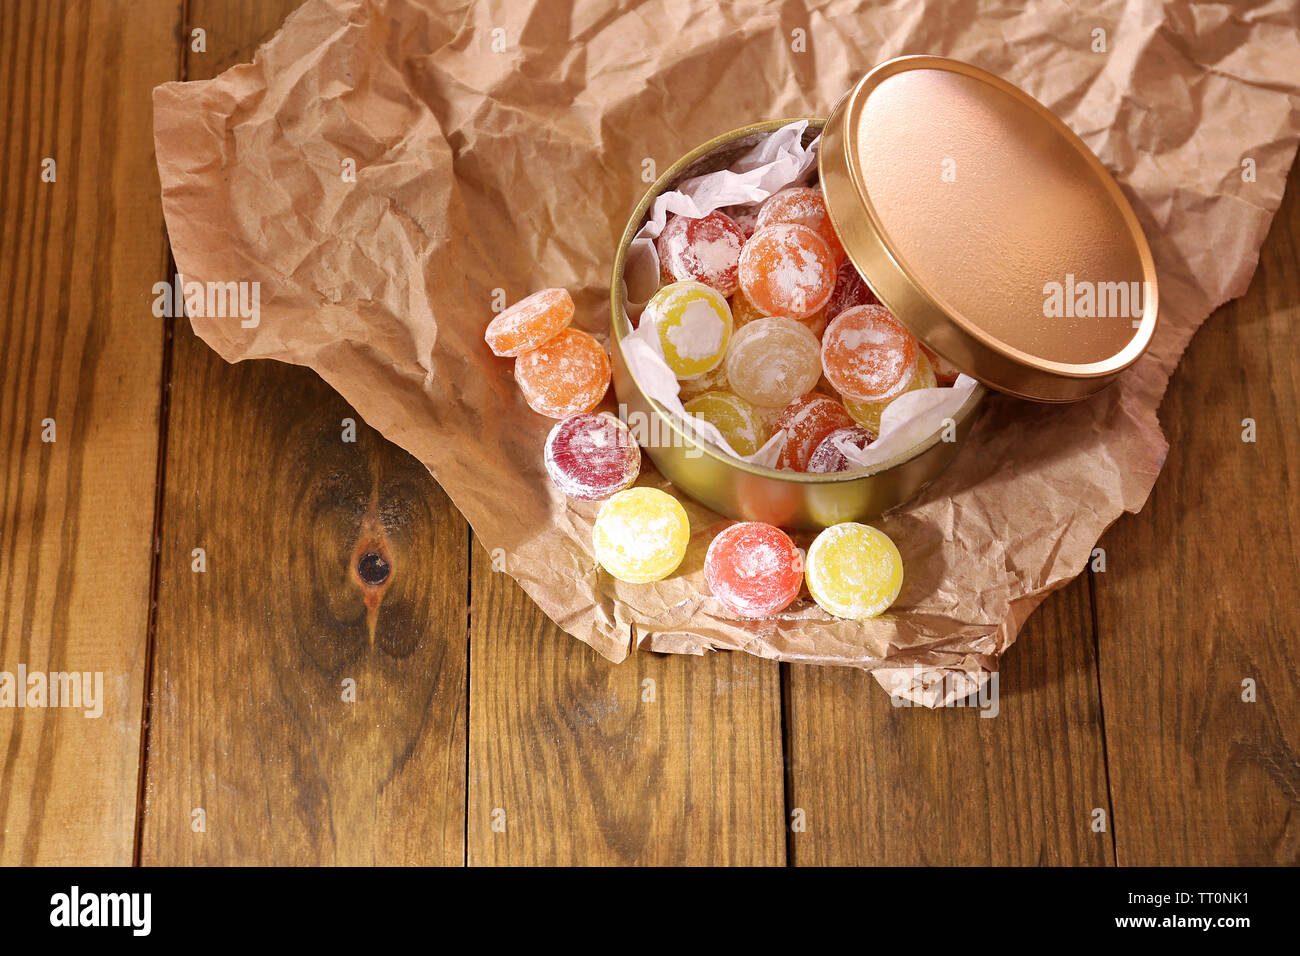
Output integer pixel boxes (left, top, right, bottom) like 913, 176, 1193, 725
819, 56, 1159, 402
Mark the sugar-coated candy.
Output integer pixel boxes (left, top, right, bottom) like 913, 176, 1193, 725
484, 288, 573, 357
806, 425, 875, 474
657, 211, 746, 296
684, 390, 768, 457
644, 280, 733, 380
920, 344, 961, 385
738, 223, 836, 319
725, 316, 822, 408
825, 259, 877, 320
544, 413, 641, 501
592, 488, 690, 584
705, 522, 803, 619
514, 328, 611, 419
821, 304, 918, 402
843, 351, 937, 438
774, 394, 855, 472
805, 522, 903, 620
755, 187, 845, 264
721, 204, 759, 238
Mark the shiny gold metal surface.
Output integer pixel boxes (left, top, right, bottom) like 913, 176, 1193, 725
820, 56, 1159, 402
610, 119, 986, 530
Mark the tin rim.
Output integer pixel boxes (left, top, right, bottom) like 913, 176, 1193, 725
609, 117, 987, 485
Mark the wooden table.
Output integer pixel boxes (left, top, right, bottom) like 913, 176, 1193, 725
2, 1, 1296, 866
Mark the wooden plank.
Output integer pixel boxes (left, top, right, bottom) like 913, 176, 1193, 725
139, 0, 468, 865
1094, 163, 1300, 865
0, 0, 179, 865
785, 575, 1114, 865
468, 545, 786, 865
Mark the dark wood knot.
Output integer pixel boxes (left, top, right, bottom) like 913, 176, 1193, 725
357, 550, 391, 586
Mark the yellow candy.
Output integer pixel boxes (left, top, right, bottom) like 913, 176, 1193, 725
676, 359, 729, 401
592, 488, 690, 583
843, 351, 937, 438
805, 522, 903, 619
645, 280, 733, 380
684, 390, 768, 457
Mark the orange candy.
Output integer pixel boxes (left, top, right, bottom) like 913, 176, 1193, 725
484, 288, 573, 357
514, 328, 611, 419
755, 187, 845, 264
774, 393, 855, 472
738, 223, 836, 319
821, 304, 918, 403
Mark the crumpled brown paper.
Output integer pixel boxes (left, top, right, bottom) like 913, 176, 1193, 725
153, 0, 1300, 704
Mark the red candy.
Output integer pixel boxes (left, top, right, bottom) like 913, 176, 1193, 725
704, 522, 803, 619
544, 413, 641, 501
920, 344, 962, 385
774, 394, 855, 472
807, 425, 875, 474
656, 211, 746, 296
821, 304, 918, 402
825, 260, 878, 320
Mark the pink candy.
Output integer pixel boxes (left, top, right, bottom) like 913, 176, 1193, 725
704, 522, 803, 619
544, 413, 641, 501
656, 211, 746, 296
806, 425, 875, 474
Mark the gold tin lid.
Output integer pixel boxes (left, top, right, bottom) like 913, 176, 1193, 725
819, 56, 1158, 402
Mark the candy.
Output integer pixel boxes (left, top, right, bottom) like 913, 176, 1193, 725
644, 280, 733, 380
843, 351, 937, 438
724, 316, 822, 408
592, 488, 690, 583
657, 211, 746, 296
805, 522, 903, 619
774, 393, 855, 471
738, 223, 836, 319
704, 522, 803, 619
806, 425, 875, 474
721, 204, 759, 238
920, 344, 962, 386
484, 288, 573, 357
544, 413, 641, 501
683, 390, 768, 457
821, 304, 918, 402
755, 187, 845, 264
825, 259, 877, 320
514, 328, 611, 419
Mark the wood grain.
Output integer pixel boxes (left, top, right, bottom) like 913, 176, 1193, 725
139, 0, 468, 865
784, 575, 1115, 865
1093, 163, 1300, 865
0, 0, 179, 865
468, 545, 786, 865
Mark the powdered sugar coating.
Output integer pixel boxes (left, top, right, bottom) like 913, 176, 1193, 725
657, 211, 745, 296
705, 522, 803, 619
544, 413, 641, 500
806, 425, 876, 474
514, 328, 611, 419
738, 224, 836, 319
774, 394, 855, 472
592, 488, 690, 583
755, 187, 845, 264
484, 288, 573, 357
724, 316, 822, 408
805, 522, 903, 620
821, 304, 918, 402
825, 260, 878, 320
